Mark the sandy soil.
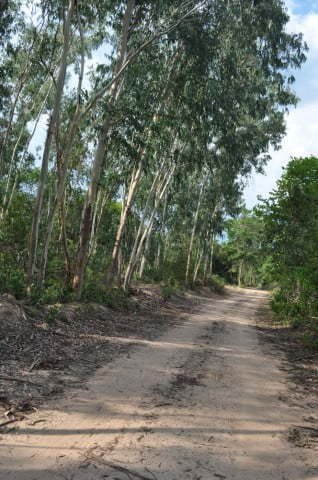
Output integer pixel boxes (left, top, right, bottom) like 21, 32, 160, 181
1, 288, 317, 479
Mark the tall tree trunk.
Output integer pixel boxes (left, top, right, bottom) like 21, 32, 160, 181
0, 83, 52, 220
106, 50, 181, 285
238, 260, 243, 287
0, 127, 24, 218
0, 83, 23, 172
185, 182, 204, 285
123, 164, 175, 290
154, 192, 168, 271
27, 0, 75, 288
72, 0, 135, 297
88, 188, 109, 260
121, 171, 162, 289
0, 12, 48, 173
138, 216, 154, 279
202, 250, 209, 284
193, 247, 204, 284
204, 230, 214, 282
0, 52, 34, 173
60, 195, 72, 284
193, 226, 210, 284
106, 159, 143, 284
208, 234, 215, 277
40, 4, 85, 284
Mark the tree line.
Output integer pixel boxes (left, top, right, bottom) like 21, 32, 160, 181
221, 156, 318, 339
0, 0, 306, 303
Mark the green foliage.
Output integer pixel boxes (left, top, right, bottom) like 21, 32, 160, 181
222, 210, 269, 288
160, 284, 178, 301
0, 190, 33, 299
0, 266, 25, 299
82, 273, 129, 310
259, 157, 318, 339
29, 282, 67, 306
159, 251, 189, 288
206, 274, 225, 294
43, 306, 61, 325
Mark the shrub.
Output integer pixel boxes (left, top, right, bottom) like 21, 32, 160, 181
82, 275, 129, 310
207, 274, 225, 293
1, 269, 26, 299
29, 281, 66, 305
43, 306, 61, 325
160, 284, 177, 300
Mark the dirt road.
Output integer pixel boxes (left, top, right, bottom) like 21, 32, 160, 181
1, 288, 317, 479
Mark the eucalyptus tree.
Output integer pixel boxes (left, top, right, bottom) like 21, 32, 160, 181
0, 1, 27, 181
105, 45, 185, 285
129, 0, 307, 288
72, 0, 209, 296
0, 1, 68, 233
27, 0, 84, 287
25, 0, 116, 286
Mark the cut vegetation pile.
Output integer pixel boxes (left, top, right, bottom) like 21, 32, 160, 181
0, 287, 197, 425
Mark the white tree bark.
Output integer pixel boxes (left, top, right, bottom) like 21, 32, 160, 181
185, 181, 204, 285
27, 0, 76, 287
72, 0, 135, 296
123, 163, 175, 290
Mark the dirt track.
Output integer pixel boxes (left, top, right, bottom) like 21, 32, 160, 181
1, 288, 317, 479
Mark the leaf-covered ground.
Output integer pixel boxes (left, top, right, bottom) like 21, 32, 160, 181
0, 286, 198, 423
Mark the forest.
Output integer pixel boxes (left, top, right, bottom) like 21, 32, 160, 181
0, 0, 315, 333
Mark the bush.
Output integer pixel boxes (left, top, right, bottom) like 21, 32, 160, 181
0, 269, 26, 299
207, 274, 225, 293
271, 285, 318, 326
160, 284, 179, 300
43, 306, 61, 325
271, 288, 318, 348
82, 275, 129, 310
29, 280, 67, 305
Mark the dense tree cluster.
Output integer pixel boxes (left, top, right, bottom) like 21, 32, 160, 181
217, 157, 318, 341
0, 0, 306, 302
220, 210, 267, 288
260, 157, 318, 327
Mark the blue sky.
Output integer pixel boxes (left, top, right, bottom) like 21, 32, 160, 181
244, 0, 318, 206
291, 0, 318, 13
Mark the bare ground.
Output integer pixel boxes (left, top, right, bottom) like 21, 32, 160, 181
1, 288, 318, 479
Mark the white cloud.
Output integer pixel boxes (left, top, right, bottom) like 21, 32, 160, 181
244, 101, 318, 206
288, 12, 318, 58
28, 114, 49, 161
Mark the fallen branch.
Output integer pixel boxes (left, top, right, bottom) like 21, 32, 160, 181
292, 353, 318, 362
0, 375, 42, 387
28, 355, 42, 372
85, 454, 153, 480
293, 425, 318, 436
145, 467, 158, 480
0, 416, 24, 428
